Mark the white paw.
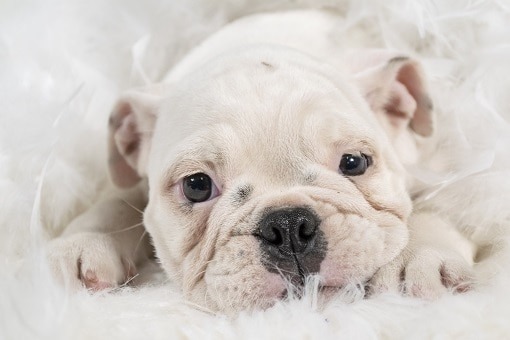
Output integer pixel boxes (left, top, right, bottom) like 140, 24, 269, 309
369, 247, 474, 300
47, 232, 137, 291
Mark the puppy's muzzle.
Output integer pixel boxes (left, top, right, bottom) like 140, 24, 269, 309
257, 207, 327, 283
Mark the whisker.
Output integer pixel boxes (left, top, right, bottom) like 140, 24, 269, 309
119, 273, 140, 288
121, 199, 144, 215
184, 259, 219, 292
107, 221, 144, 235
267, 263, 296, 276
189, 260, 216, 283
133, 230, 148, 256
183, 299, 216, 315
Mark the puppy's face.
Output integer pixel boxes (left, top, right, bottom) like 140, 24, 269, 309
109, 50, 432, 312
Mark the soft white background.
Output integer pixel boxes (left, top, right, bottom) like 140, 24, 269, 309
1, 0, 510, 339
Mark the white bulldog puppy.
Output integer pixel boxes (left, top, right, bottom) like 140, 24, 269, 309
47, 10, 475, 312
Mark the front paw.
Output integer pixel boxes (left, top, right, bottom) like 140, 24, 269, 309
46, 232, 137, 291
369, 247, 475, 300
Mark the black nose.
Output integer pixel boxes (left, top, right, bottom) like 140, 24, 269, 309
258, 207, 319, 255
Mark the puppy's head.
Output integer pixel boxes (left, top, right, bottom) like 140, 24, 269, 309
108, 48, 433, 312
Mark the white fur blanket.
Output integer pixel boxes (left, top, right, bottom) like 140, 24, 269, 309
2, 0, 510, 338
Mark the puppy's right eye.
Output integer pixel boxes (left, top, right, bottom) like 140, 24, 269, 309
182, 173, 219, 203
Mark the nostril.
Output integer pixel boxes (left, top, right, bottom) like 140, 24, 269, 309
269, 226, 284, 246
296, 214, 317, 242
260, 224, 284, 246
298, 222, 314, 240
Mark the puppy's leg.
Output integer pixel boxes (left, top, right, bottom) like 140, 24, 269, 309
46, 186, 150, 291
370, 212, 476, 299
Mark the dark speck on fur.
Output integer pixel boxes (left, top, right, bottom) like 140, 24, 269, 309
261, 61, 274, 68
232, 184, 253, 206
303, 172, 318, 184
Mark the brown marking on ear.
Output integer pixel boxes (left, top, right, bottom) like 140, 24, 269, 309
388, 56, 410, 64
261, 61, 273, 68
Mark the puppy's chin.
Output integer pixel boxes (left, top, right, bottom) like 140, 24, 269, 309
199, 269, 287, 313
191, 272, 375, 314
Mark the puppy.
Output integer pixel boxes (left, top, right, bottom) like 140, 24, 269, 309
47, 9, 476, 312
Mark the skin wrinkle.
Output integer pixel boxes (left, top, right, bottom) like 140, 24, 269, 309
159, 134, 228, 190
227, 204, 259, 238
164, 159, 220, 189
190, 197, 262, 295
364, 197, 406, 221
205, 242, 285, 310
184, 204, 227, 291
206, 258, 260, 277
307, 191, 374, 220
161, 192, 209, 256
310, 166, 407, 222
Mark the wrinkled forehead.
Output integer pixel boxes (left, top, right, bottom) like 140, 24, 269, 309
150, 54, 381, 183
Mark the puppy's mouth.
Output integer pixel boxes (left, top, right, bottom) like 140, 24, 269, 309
259, 243, 326, 286
265, 248, 313, 283
262, 251, 343, 301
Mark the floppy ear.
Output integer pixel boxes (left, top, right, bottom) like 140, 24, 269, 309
347, 50, 434, 137
107, 84, 169, 188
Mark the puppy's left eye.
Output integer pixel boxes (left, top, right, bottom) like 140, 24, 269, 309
181, 173, 220, 203
339, 153, 372, 176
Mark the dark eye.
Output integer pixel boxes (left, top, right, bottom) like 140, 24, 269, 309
182, 173, 219, 203
339, 153, 372, 176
